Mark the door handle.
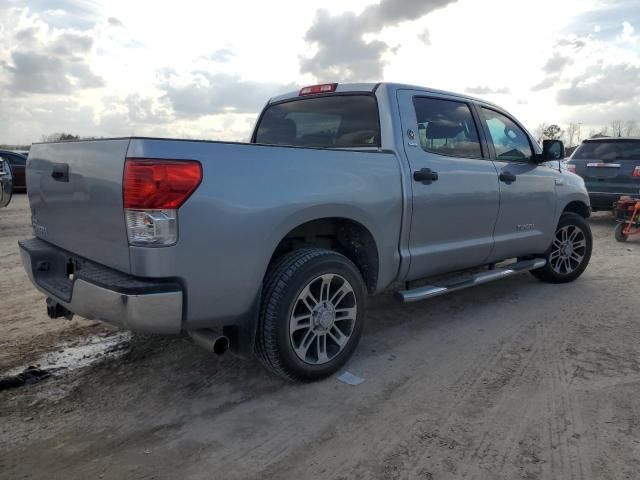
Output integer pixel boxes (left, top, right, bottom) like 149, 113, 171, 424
51, 163, 69, 182
499, 171, 516, 184
413, 168, 439, 185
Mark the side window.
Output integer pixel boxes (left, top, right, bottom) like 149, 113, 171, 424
413, 97, 482, 158
481, 108, 532, 161
8, 154, 26, 166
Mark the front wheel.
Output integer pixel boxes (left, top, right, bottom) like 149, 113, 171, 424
531, 212, 593, 284
614, 223, 629, 242
255, 248, 367, 382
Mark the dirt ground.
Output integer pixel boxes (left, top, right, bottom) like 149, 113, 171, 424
1, 194, 640, 480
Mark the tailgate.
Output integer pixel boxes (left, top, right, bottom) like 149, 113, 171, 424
585, 161, 624, 179
578, 159, 640, 194
27, 139, 131, 273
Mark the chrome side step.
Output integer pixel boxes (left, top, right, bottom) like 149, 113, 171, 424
396, 258, 546, 303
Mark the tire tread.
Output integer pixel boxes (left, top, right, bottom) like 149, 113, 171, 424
256, 248, 339, 381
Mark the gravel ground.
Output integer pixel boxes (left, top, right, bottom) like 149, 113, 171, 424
1, 194, 640, 480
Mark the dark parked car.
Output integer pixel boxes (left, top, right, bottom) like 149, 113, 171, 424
566, 138, 640, 210
0, 158, 12, 207
0, 150, 27, 192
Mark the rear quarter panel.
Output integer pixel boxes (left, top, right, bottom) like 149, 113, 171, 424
126, 139, 404, 328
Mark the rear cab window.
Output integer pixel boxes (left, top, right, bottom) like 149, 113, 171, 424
572, 140, 640, 161
413, 97, 483, 158
254, 95, 380, 148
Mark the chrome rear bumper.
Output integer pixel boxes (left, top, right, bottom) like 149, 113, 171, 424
19, 238, 183, 334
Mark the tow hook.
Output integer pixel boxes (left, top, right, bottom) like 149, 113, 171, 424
46, 298, 74, 320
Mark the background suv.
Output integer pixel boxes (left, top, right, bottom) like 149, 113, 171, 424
566, 138, 640, 210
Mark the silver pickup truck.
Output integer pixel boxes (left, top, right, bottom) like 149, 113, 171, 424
19, 82, 592, 381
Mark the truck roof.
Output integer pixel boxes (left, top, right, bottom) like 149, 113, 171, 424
268, 82, 500, 108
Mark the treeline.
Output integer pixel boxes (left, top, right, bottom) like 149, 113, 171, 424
40, 133, 104, 142
1, 133, 101, 152
534, 120, 639, 147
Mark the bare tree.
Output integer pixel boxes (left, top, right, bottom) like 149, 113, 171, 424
543, 124, 564, 140
565, 122, 582, 146
623, 120, 638, 137
534, 122, 549, 143
609, 120, 623, 137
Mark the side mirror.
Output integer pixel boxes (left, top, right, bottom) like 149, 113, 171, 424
541, 139, 565, 161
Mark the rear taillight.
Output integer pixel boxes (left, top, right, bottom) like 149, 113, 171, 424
633, 166, 640, 177
123, 158, 202, 246
566, 163, 577, 173
124, 159, 202, 209
299, 83, 338, 96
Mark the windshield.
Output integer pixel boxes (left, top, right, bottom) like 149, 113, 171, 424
572, 140, 640, 161
254, 95, 380, 148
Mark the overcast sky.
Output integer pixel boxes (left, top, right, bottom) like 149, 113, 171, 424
0, 0, 639, 144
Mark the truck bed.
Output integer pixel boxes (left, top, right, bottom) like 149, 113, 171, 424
26, 138, 404, 328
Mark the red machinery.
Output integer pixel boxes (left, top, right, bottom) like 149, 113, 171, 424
614, 196, 640, 242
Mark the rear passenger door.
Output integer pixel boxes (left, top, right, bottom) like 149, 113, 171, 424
397, 91, 500, 281
477, 106, 557, 261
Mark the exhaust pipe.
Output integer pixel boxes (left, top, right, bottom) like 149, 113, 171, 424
46, 298, 74, 320
188, 329, 230, 355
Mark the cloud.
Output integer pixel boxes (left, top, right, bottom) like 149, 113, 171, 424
557, 62, 640, 105
160, 71, 295, 117
543, 53, 571, 74
565, 0, 640, 40
97, 94, 173, 137
15, 26, 39, 45
8, 0, 103, 30
124, 94, 172, 124
5, 47, 104, 95
418, 28, 430, 45
555, 37, 586, 49
531, 75, 559, 91
205, 48, 234, 63
50, 32, 93, 55
564, 101, 640, 129
107, 17, 124, 28
301, 0, 458, 81
1, 14, 104, 95
465, 86, 510, 95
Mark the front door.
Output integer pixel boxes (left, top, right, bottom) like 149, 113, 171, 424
477, 106, 557, 261
397, 91, 500, 281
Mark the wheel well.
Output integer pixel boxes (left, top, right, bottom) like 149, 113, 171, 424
563, 201, 591, 218
268, 218, 379, 293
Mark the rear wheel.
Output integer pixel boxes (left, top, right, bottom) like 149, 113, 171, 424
256, 248, 366, 382
531, 212, 592, 284
614, 223, 629, 242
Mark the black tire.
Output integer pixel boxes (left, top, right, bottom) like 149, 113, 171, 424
530, 212, 592, 284
615, 223, 629, 242
255, 248, 367, 382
